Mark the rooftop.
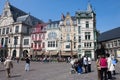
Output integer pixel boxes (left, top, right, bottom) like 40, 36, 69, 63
98, 27, 120, 42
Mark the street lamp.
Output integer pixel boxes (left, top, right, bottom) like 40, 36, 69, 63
13, 36, 18, 59
70, 40, 73, 58
8, 33, 13, 57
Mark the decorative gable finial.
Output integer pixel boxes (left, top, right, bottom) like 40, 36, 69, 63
6, 0, 10, 5
87, 1, 93, 12
61, 13, 65, 20
4, 0, 10, 9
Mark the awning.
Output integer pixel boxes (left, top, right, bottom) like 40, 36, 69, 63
37, 52, 44, 55
50, 51, 58, 55
61, 52, 71, 56
61, 52, 77, 56
44, 51, 58, 56
44, 52, 50, 55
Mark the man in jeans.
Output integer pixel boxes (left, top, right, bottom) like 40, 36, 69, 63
25, 57, 30, 71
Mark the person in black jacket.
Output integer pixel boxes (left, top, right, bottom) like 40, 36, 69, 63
25, 57, 30, 71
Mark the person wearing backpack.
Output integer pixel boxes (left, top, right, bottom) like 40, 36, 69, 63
111, 55, 117, 75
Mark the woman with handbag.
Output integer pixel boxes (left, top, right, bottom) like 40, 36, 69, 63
96, 56, 101, 80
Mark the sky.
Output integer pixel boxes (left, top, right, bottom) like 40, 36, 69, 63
0, 0, 120, 33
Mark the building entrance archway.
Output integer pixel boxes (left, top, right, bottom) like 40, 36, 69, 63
12, 50, 16, 59
23, 50, 28, 58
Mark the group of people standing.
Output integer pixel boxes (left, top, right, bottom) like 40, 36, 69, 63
70, 56, 92, 74
96, 54, 117, 80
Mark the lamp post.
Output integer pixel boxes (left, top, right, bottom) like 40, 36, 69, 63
70, 40, 73, 58
8, 33, 13, 57
13, 36, 18, 59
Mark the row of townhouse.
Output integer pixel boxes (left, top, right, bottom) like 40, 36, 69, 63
31, 4, 98, 59
0, 1, 98, 59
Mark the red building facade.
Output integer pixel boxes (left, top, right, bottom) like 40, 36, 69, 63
31, 23, 46, 57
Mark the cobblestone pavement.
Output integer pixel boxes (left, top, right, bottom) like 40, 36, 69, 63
0, 61, 120, 80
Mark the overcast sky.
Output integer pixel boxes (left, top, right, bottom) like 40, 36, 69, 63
0, 0, 120, 33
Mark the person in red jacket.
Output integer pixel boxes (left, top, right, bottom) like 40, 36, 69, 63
99, 55, 107, 80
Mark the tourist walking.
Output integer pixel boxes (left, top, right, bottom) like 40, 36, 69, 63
88, 57, 91, 72
83, 56, 88, 73
96, 56, 101, 80
111, 55, 117, 75
4, 57, 13, 78
99, 55, 107, 80
25, 57, 30, 71
106, 54, 115, 79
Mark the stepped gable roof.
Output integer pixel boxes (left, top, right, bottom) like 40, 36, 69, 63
9, 4, 43, 25
98, 27, 120, 42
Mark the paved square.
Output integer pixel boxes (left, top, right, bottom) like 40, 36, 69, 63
0, 61, 120, 80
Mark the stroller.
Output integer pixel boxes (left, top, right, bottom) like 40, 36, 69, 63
70, 62, 78, 74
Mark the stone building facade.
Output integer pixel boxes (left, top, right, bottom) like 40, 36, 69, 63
0, 1, 43, 58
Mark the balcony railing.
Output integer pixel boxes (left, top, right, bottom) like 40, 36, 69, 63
32, 47, 43, 50
32, 38, 42, 41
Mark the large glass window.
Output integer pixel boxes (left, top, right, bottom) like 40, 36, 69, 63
5, 37, 8, 46
78, 36, 81, 42
74, 34, 76, 41
66, 19, 70, 26
78, 26, 81, 34
85, 32, 90, 40
0, 29, 1, 35
84, 42, 92, 48
86, 21, 89, 28
74, 42, 76, 48
2, 28, 5, 34
24, 39, 29, 45
14, 36, 18, 45
6, 28, 9, 34
35, 43, 37, 48
27, 27, 29, 33
78, 19, 80, 24
31, 43, 33, 48
1, 38, 4, 46
15, 26, 19, 33
48, 41, 56, 47
114, 41, 117, 47
48, 32, 57, 39
42, 42, 45, 48
38, 43, 41, 48
118, 40, 120, 46
66, 34, 70, 41
66, 43, 70, 48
